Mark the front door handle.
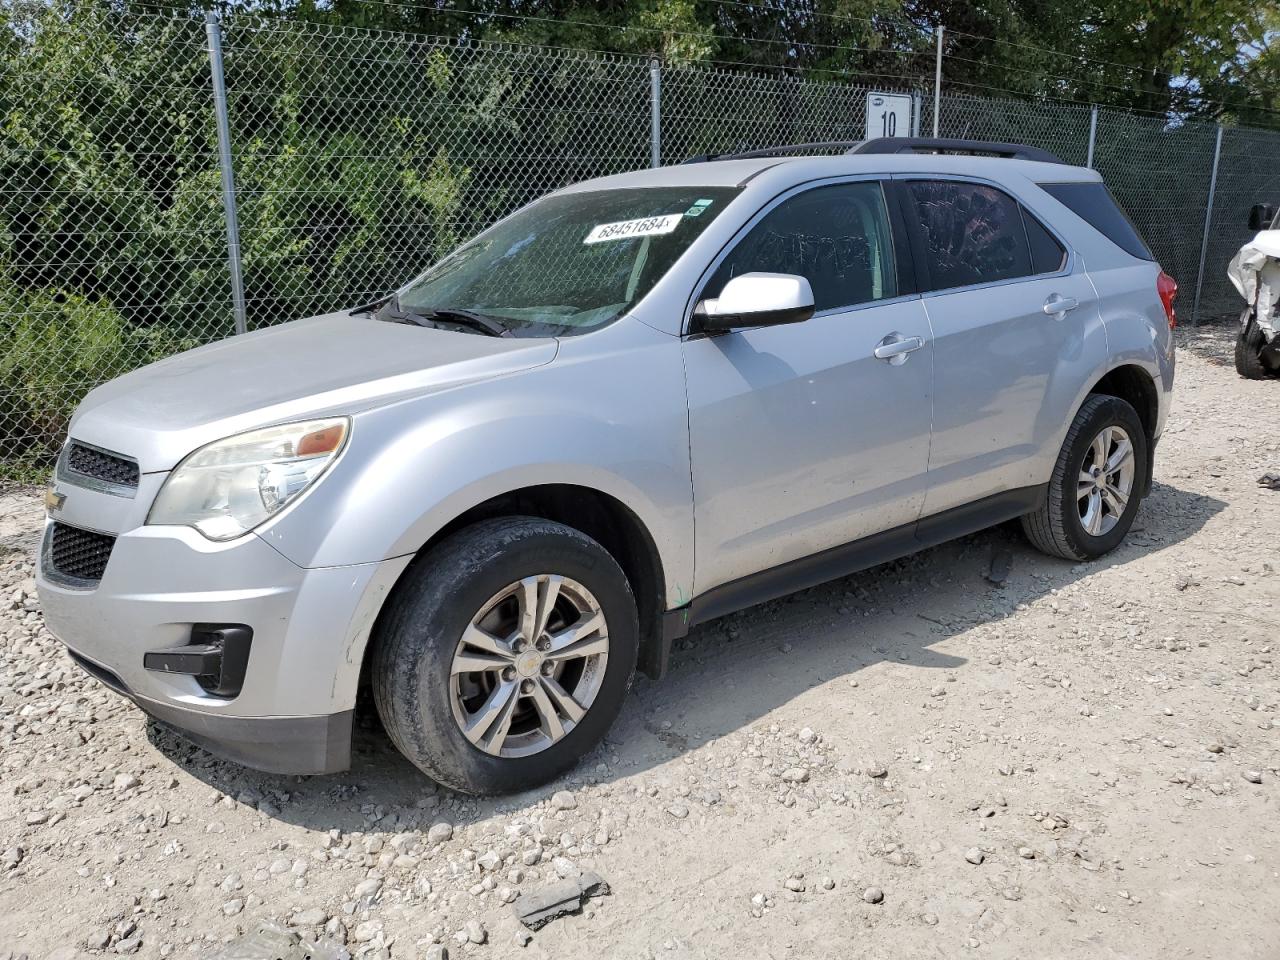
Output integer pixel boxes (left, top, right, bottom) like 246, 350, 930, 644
873, 333, 926, 365
1043, 294, 1079, 316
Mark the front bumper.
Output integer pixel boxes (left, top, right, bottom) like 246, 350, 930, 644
66, 645, 352, 774
36, 479, 411, 775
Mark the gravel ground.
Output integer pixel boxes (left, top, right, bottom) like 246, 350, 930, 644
2, 322, 1278, 960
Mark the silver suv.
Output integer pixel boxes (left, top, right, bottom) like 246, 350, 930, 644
37, 138, 1177, 794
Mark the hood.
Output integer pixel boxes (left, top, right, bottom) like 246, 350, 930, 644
68, 312, 558, 472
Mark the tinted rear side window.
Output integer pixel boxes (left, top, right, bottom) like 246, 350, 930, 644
905, 180, 1032, 290
1022, 208, 1067, 274
1039, 181, 1153, 260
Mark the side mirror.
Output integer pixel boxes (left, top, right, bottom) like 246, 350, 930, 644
1248, 203, 1276, 231
694, 272, 815, 333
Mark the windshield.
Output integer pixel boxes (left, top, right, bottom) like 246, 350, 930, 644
396, 186, 741, 337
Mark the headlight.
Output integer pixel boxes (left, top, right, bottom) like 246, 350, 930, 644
148, 418, 349, 541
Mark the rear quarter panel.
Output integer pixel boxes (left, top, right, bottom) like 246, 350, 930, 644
1017, 176, 1174, 461
1084, 258, 1175, 438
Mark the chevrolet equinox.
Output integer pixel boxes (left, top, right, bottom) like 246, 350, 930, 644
37, 138, 1177, 794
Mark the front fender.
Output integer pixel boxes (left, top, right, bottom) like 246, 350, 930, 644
257, 319, 695, 607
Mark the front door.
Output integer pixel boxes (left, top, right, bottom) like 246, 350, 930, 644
683, 179, 934, 596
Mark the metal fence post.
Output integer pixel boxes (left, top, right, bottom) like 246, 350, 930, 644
932, 26, 943, 138
206, 11, 247, 336
1086, 105, 1098, 168
911, 92, 922, 137
649, 58, 662, 168
1191, 124, 1224, 326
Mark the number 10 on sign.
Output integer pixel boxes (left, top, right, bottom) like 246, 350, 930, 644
866, 93, 913, 140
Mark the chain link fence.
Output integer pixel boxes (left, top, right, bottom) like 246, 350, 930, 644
218, 17, 653, 331
4, 8, 1280, 479
1093, 111, 1223, 312
661, 63, 882, 163
1200, 126, 1280, 319
926, 94, 1095, 168
1, 9, 225, 479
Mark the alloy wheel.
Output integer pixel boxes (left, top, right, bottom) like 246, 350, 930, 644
449, 574, 609, 758
1076, 424, 1135, 537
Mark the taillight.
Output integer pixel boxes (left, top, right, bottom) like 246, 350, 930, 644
1157, 271, 1177, 328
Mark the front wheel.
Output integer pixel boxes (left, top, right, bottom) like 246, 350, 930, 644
1021, 394, 1148, 561
371, 517, 638, 795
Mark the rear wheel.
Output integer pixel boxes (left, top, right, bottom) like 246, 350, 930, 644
1235, 317, 1274, 380
372, 517, 638, 795
1021, 394, 1148, 561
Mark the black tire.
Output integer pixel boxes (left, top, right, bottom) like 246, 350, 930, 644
371, 517, 637, 795
1235, 318, 1273, 380
1021, 394, 1149, 561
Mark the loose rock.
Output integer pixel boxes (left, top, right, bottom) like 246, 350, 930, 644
550, 790, 577, 811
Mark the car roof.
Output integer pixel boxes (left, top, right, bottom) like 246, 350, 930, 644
556, 152, 1102, 194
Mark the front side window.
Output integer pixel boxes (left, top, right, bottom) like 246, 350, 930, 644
906, 180, 1033, 291
397, 186, 740, 337
704, 181, 898, 313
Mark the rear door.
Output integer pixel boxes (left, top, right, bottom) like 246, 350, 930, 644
894, 176, 1105, 517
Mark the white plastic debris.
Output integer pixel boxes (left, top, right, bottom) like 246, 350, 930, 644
1227, 230, 1280, 340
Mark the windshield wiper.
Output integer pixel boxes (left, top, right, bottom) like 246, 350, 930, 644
410, 306, 513, 338
361, 295, 513, 337
350, 293, 395, 316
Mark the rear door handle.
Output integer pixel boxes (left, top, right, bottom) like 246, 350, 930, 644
1043, 294, 1079, 316
873, 333, 926, 364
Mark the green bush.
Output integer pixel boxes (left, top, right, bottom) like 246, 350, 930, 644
0, 4, 659, 479
0, 281, 197, 477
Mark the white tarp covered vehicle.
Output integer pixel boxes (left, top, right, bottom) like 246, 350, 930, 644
1229, 203, 1280, 378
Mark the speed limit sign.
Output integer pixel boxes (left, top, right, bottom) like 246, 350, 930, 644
865, 92, 914, 140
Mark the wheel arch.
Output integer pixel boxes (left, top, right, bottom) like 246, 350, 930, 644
360, 483, 671, 698
1088, 363, 1158, 443
1085, 362, 1159, 495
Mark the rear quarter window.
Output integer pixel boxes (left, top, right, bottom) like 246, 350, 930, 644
1039, 181, 1153, 261
1022, 208, 1067, 274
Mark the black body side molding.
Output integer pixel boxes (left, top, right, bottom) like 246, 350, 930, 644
655, 484, 1047, 664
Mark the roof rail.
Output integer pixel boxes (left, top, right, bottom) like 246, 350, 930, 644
850, 137, 1064, 164
680, 141, 865, 164
680, 137, 1066, 166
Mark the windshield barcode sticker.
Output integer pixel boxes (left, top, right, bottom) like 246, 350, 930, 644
584, 214, 683, 244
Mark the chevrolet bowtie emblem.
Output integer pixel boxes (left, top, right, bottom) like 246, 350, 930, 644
44, 487, 66, 513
